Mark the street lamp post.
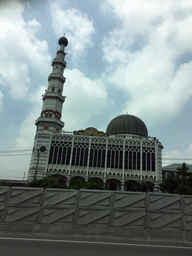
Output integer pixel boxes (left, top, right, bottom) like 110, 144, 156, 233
34, 146, 46, 181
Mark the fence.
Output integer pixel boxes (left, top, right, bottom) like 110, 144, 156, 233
0, 186, 192, 230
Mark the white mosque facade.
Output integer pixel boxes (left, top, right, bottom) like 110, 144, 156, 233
28, 37, 163, 191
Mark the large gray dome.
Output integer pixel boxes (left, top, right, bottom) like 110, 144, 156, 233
106, 114, 148, 137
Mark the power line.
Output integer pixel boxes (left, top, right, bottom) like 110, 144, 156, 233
0, 148, 192, 162
0, 155, 192, 161
0, 154, 31, 156
0, 149, 32, 153
0, 148, 32, 156
162, 158, 192, 161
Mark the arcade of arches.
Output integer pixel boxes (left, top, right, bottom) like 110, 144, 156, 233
48, 174, 154, 191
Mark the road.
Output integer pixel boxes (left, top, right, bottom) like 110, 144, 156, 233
0, 236, 192, 256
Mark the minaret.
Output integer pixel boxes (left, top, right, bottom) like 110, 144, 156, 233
35, 36, 68, 133
28, 36, 68, 181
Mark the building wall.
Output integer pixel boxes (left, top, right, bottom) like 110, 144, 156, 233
28, 131, 52, 181
46, 132, 163, 191
162, 164, 192, 179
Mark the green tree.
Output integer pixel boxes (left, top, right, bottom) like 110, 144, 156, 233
69, 177, 105, 190
160, 163, 192, 195
69, 177, 84, 190
177, 163, 189, 178
84, 178, 105, 190
26, 177, 67, 189
174, 184, 192, 195
129, 181, 154, 192
26, 177, 105, 190
140, 182, 154, 192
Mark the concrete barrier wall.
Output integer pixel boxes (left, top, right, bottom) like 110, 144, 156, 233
0, 187, 192, 230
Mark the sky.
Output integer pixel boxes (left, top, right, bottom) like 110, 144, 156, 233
1, 0, 192, 180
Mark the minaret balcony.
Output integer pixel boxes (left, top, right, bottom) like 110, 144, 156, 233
52, 58, 66, 68
42, 92, 65, 103
48, 73, 66, 83
35, 117, 64, 127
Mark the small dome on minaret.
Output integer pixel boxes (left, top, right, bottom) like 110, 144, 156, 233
58, 36, 68, 47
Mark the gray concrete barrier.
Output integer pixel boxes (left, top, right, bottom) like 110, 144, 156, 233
0, 187, 192, 236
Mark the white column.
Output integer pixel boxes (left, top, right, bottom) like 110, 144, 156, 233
104, 138, 108, 185
140, 140, 143, 182
68, 135, 75, 184
121, 139, 125, 191
86, 136, 92, 181
154, 140, 159, 192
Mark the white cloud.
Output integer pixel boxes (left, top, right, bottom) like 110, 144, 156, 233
15, 66, 108, 147
163, 142, 192, 166
1, 63, 31, 99
0, 0, 52, 180
101, 0, 192, 126
49, 1, 95, 62
0, 0, 51, 99
0, 90, 3, 111
14, 67, 108, 156
62, 68, 107, 130
0, 154, 31, 180
0, 84, 44, 179
15, 84, 46, 148
162, 150, 185, 166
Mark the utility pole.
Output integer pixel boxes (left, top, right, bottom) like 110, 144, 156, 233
34, 146, 46, 180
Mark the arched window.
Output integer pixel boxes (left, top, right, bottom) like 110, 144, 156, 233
52, 87, 55, 92
48, 146, 54, 164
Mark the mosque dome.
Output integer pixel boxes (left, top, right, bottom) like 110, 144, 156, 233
106, 114, 148, 137
58, 36, 68, 47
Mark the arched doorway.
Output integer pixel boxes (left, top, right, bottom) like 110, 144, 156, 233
89, 177, 103, 183
109, 182, 117, 191
126, 183, 134, 191
48, 174, 67, 185
145, 181, 154, 192
106, 179, 121, 191
58, 178, 65, 185
125, 180, 139, 191
72, 176, 85, 182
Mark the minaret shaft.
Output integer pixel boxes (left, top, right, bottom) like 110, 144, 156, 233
35, 38, 68, 133
28, 37, 68, 181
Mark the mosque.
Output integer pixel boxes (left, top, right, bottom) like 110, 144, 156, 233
28, 36, 163, 191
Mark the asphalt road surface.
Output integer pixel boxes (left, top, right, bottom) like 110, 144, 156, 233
0, 236, 192, 256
